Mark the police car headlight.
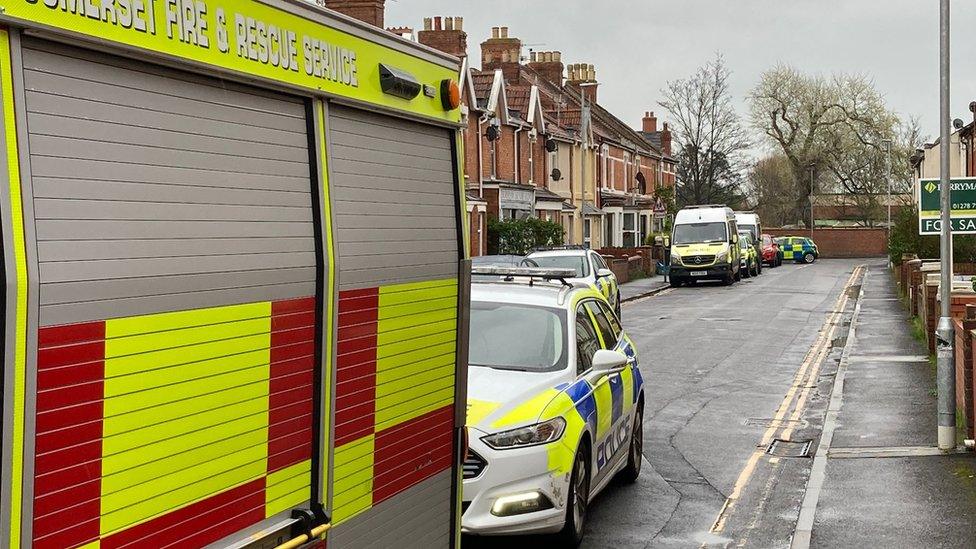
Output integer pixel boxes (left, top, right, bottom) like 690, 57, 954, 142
481, 417, 566, 449
716, 250, 729, 263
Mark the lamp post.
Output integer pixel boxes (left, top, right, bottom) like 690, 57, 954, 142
937, 0, 956, 451
883, 138, 893, 260
808, 164, 816, 237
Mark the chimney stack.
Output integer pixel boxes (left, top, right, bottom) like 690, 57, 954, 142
417, 15, 467, 59
567, 63, 598, 104
527, 50, 564, 86
323, 0, 385, 28
642, 111, 658, 133
481, 26, 522, 81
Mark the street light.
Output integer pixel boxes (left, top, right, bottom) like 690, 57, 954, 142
882, 138, 892, 260
937, 0, 955, 451
808, 164, 816, 237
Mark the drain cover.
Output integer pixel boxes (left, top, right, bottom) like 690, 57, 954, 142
766, 439, 812, 458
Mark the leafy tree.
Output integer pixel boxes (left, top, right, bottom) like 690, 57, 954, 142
487, 217, 564, 255
659, 54, 750, 208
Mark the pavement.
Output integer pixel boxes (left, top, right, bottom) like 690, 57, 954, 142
618, 274, 670, 302
804, 261, 976, 549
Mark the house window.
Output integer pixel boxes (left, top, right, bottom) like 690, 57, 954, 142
622, 212, 636, 247
584, 219, 592, 249
601, 144, 610, 188
604, 214, 614, 248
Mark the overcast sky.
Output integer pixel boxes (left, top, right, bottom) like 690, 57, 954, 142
387, 0, 976, 154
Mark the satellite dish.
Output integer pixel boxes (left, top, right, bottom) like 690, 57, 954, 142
551, 168, 562, 181
486, 125, 500, 142
954, 118, 965, 130
545, 138, 558, 153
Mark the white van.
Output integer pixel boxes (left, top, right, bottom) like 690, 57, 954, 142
669, 205, 742, 286
734, 211, 763, 276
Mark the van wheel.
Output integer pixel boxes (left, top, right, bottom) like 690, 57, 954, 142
803, 252, 816, 264
619, 404, 643, 483
669, 278, 682, 288
724, 274, 734, 286
557, 445, 590, 547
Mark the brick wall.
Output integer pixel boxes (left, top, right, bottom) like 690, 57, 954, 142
463, 117, 480, 190
764, 227, 886, 258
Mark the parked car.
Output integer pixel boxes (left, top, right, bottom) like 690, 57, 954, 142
464, 267, 645, 546
778, 236, 820, 263
738, 232, 760, 277
761, 234, 783, 267
472, 254, 526, 268
522, 246, 621, 317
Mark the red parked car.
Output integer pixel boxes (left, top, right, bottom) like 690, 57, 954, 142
761, 234, 783, 267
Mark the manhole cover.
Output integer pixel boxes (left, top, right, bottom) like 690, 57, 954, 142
766, 439, 812, 458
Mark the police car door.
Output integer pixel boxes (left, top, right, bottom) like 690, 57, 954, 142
583, 301, 631, 483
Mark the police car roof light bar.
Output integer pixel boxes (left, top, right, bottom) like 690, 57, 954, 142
529, 245, 587, 252
470, 266, 577, 288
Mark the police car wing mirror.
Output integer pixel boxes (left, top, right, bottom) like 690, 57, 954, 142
592, 349, 628, 376
596, 268, 614, 279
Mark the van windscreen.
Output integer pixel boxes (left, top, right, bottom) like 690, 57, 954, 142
673, 222, 727, 244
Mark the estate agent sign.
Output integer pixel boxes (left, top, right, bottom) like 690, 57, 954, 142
918, 177, 976, 235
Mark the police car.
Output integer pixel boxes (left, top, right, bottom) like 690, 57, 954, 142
522, 246, 622, 317
463, 267, 645, 546
776, 236, 820, 263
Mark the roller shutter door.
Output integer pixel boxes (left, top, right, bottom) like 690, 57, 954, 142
21, 39, 320, 548
328, 105, 459, 548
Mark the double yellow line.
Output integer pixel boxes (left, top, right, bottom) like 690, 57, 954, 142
707, 265, 865, 539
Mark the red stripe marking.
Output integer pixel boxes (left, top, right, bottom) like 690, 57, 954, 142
38, 322, 105, 348
35, 417, 102, 453
271, 340, 315, 364
33, 459, 101, 497
335, 373, 376, 399
36, 362, 104, 391
32, 495, 101, 539
372, 405, 454, 505
271, 325, 316, 346
272, 296, 316, 316
36, 379, 103, 411
101, 478, 266, 549
268, 444, 313, 474
269, 400, 313, 425
334, 413, 375, 447
337, 348, 375, 371
34, 321, 105, 549
34, 439, 101, 476
268, 297, 316, 474
270, 354, 315, 378
337, 309, 379, 328
269, 371, 313, 398
32, 516, 99, 549
339, 288, 379, 301
37, 341, 103, 370
32, 477, 99, 518
272, 310, 316, 332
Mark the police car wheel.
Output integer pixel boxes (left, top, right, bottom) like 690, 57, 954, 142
557, 446, 590, 547
620, 405, 644, 484
803, 252, 816, 264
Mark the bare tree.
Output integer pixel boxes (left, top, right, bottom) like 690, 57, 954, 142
747, 154, 799, 227
659, 54, 750, 207
749, 65, 896, 226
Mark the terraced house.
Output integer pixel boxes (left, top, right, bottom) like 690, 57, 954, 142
413, 18, 678, 255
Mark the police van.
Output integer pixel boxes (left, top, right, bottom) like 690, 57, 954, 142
669, 205, 741, 286
0, 3, 470, 548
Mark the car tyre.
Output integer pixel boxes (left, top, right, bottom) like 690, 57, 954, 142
751, 261, 759, 277
724, 273, 735, 286
803, 252, 816, 264
619, 404, 643, 483
557, 444, 591, 547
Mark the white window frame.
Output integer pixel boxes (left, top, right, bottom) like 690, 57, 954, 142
622, 212, 637, 247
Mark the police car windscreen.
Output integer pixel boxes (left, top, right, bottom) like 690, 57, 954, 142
673, 222, 727, 244
521, 255, 589, 277
469, 302, 568, 372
